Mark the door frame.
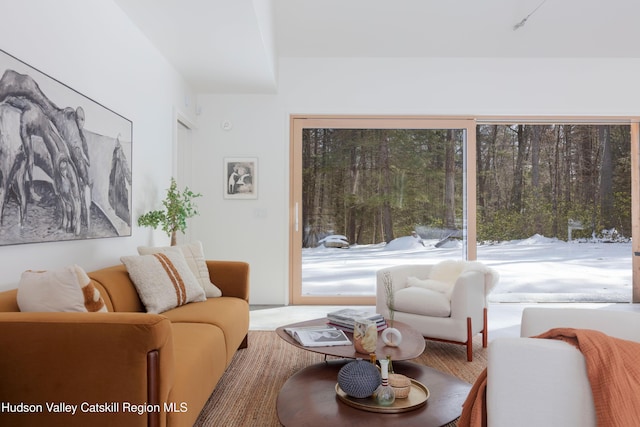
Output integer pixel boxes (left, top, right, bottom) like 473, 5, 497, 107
289, 115, 477, 305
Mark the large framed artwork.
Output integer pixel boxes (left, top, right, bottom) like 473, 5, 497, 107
0, 49, 132, 246
224, 157, 258, 199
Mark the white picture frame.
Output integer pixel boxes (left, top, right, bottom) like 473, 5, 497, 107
224, 157, 258, 199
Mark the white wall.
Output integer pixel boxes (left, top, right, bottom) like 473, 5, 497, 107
191, 94, 287, 305
0, 0, 196, 290
195, 57, 640, 305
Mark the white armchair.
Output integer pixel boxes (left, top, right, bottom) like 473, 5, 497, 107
376, 260, 498, 361
487, 307, 640, 427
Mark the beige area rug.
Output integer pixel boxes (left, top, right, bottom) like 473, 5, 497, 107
194, 332, 487, 427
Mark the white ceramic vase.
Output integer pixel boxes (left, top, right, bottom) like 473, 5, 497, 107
381, 327, 402, 347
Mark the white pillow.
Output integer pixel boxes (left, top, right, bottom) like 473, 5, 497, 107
430, 260, 465, 285
137, 241, 222, 297
394, 287, 451, 318
17, 264, 108, 312
406, 276, 453, 299
121, 251, 206, 314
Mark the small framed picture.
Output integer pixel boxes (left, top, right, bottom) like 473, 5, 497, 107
224, 157, 258, 199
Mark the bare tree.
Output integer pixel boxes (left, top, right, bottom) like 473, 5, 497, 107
599, 125, 613, 228
510, 125, 526, 213
378, 130, 394, 243
444, 130, 456, 229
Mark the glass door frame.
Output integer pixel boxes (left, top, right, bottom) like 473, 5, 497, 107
632, 122, 640, 303
289, 116, 477, 305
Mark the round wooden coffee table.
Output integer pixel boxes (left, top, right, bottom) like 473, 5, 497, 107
276, 319, 470, 426
277, 360, 471, 427
275, 318, 426, 360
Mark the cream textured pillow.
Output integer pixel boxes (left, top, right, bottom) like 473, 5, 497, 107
430, 260, 466, 285
394, 287, 451, 318
137, 241, 222, 298
17, 265, 108, 312
121, 251, 206, 314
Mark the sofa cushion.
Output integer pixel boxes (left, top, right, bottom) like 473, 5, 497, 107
17, 265, 108, 313
88, 265, 143, 312
167, 322, 228, 427
138, 241, 222, 298
162, 297, 249, 364
394, 286, 451, 318
0, 289, 19, 312
121, 251, 206, 314
406, 276, 453, 299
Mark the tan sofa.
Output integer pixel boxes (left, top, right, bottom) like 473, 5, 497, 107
0, 260, 249, 427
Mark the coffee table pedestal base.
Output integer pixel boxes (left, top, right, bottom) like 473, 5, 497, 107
277, 360, 471, 427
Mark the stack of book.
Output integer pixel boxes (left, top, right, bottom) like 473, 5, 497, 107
326, 308, 387, 333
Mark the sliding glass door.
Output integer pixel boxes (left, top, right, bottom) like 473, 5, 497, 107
290, 117, 476, 305
475, 123, 633, 303
290, 116, 640, 305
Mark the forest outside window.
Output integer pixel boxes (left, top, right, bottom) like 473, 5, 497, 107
291, 116, 636, 305
476, 124, 630, 242
291, 118, 474, 305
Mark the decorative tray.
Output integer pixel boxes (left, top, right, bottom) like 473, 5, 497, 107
335, 379, 430, 413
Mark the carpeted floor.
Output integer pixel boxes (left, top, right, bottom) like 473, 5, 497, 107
194, 331, 487, 427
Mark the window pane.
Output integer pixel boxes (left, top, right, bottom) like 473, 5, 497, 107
301, 128, 465, 297
476, 124, 632, 303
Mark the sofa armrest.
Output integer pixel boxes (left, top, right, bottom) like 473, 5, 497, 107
449, 270, 485, 319
487, 337, 595, 427
206, 260, 249, 301
0, 312, 174, 427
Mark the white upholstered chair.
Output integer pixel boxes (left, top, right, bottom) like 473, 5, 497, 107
375, 260, 498, 361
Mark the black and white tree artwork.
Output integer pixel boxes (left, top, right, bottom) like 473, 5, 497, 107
0, 49, 132, 245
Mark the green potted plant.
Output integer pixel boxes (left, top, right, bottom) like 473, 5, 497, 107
137, 177, 202, 246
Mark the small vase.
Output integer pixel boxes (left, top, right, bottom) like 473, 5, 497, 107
353, 318, 378, 354
381, 327, 402, 347
375, 359, 395, 406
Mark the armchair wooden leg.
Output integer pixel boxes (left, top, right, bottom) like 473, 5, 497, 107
482, 307, 488, 348
466, 317, 473, 362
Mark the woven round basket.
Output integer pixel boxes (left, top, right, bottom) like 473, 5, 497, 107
392, 385, 411, 399
389, 373, 412, 399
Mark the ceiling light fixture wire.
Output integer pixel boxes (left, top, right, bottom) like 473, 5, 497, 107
513, 0, 548, 31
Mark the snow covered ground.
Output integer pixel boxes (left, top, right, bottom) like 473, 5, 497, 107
302, 234, 633, 303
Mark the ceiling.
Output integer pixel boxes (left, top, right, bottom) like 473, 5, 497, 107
114, 0, 640, 93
